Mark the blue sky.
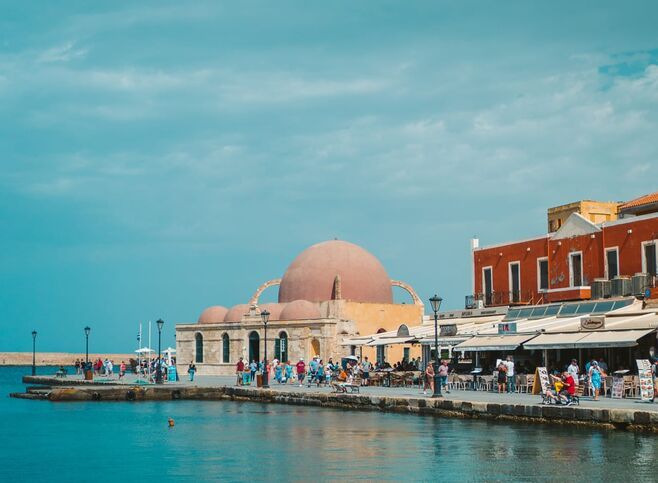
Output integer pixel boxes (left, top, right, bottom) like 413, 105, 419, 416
2, 1, 658, 353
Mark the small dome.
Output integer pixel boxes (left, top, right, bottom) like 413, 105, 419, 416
224, 304, 251, 323
198, 306, 229, 324
279, 240, 393, 304
258, 303, 286, 321
279, 300, 321, 321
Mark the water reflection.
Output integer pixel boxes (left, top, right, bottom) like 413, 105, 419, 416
2, 367, 658, 482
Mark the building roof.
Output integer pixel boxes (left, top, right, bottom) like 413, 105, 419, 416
278, 240, 393, 304
198, 306, 229, 324
620, 191, 658, 210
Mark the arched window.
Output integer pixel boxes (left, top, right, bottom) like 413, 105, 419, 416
222, 333, 230, 363
195, 333, 204, 363
275, 331, 288, 362
248, 331, 260, 362
311, 338, 320, 358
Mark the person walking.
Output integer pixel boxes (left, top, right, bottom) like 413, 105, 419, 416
296, 358, 306, 387
424, 361, 435, 395
119, 361, 126, 380
236, 357, 245, 386
588, 360, 605, 400
505, 356, 515, 393
188, 362, 196, 382
438, 360, 450, 394
285, 361, 293, 384
250, 360, 257, 382
361, 357, 372, 386
497, 361, 508, 393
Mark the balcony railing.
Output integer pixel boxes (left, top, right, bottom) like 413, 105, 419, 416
467, 291, 537, 308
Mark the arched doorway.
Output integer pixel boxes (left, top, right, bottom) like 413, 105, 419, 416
195, 333, 204, 363
311, 338, 320, 358
248, 331, 260, 362
222, 333, 230, 363
276, 331, 288, 362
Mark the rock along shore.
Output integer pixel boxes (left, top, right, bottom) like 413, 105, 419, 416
13, 376, 658, 433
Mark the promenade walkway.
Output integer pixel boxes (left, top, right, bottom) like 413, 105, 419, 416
47, 372, 658, 413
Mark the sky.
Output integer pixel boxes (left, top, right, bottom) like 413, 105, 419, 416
1, 1, 658, 353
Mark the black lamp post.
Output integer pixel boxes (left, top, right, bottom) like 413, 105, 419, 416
156, 319, 164, 384
260, 310, 270, 388
84, 326, 91, 364
31, 330, 37, 376
429, 294, 443, 398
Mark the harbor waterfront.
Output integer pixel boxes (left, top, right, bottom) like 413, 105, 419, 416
3, 367, 658, 482
13, 371, 658, 432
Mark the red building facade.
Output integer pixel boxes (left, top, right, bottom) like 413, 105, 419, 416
472, 212, 658, 307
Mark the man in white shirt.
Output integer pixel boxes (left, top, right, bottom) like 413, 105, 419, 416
567, 359, 579, 389
505, 356, 515, 393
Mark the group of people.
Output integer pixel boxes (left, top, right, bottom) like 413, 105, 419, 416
495, 356, 517, 393
422, 360, 450, 395
230, 356, 376, 390
74, 358, 127, 379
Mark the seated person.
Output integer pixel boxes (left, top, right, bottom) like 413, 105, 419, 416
330, 368, 349, 393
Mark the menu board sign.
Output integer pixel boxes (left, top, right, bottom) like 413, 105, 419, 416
532, 367, 551, 395
611, 376, 624, 399
636, 360, 654, 402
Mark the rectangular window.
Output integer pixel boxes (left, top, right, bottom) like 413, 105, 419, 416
643, 242, 657, 276
570, 252, 583, 287
403, 347, 410, 362
509, 262, 520, 303
537, 258, 549, 291
376, 345, 385, 365
606, 248, 619, 280
482, 267, 493, 305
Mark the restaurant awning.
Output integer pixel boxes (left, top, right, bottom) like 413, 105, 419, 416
575, 329, 655, 348
419, 336, 470, 347
366, 337, 417, 346
524, 329, 655, 349
523, 332, 590, 350
454, 334, 537, 352
340, 337, 373, 346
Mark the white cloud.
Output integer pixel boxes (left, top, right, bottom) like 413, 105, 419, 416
37, 42, 87, 63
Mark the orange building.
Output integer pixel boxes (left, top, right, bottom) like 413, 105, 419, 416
471, 193, 658, 308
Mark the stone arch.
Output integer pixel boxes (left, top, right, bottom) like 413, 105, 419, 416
390, 280, 424, 306
249, 279, 282, 305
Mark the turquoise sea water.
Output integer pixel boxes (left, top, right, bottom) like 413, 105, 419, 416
2, 366, 658, 482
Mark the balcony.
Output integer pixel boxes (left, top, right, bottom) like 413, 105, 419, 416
466, 291, 541, 309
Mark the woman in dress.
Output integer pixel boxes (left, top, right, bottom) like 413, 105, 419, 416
588, 360, 605, 400
424, 362, 435, 395
497, 362, 508, 393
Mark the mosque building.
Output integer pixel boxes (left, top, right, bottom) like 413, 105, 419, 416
175, 240, 424, 375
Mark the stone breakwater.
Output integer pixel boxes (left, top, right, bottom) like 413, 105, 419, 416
13, 377, 658, 433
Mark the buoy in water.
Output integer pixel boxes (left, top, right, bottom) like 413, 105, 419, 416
168, 417, 175, 428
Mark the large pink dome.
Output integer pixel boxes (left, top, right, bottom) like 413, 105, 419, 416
258, 303, 286, 321
279, 300, 322, 320
224, 304, 251, 323
278, 240, 393, 304
198, 306, 229, 324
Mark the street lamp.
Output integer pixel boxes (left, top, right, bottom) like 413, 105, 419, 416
31, 330, 37, 376
429, 294, 443, 398
260, 310, 270, 388
84, 326, 91, 364
156, 319, 164, 384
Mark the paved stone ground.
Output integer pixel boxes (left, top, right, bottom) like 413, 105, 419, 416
46, 372, 658, 412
